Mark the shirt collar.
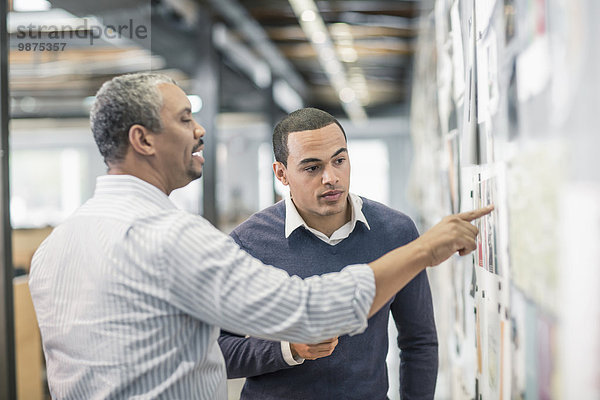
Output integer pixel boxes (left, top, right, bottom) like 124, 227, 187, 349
284, 192, 370, 239
94, 174, 177, 210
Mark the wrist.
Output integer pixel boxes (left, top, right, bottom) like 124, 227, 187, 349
411, 238, 434, 267
281, 341, 304, 366
289, 343, 298, 358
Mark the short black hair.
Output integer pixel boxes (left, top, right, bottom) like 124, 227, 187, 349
272, 108, 347, 166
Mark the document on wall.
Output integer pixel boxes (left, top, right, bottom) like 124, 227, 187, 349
516, 0, 551, 103
516, 36, 551, 102
476, 27, 500, 126
450, 0, 466, 102
506, 141, 565, 313
485, 297, 502, 400
510, 287, 527, 399
435, 0, 454, 138
472, 166, 506, 276
461, 7, 478, 165
475, 0, 498, 37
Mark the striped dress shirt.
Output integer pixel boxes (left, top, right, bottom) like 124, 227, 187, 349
29, 175, 374, 399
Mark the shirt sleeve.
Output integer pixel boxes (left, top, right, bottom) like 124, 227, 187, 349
163, 214, 375, 344
281, 341, 304, 365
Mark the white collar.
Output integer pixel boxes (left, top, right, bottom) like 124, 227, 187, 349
284, 192, 370, 243
95, 174, 176, 210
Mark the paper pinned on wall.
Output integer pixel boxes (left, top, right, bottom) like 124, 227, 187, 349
435, 0, 454, 139
486, 29, 499, 118
475, 0, 498, 37
473, 267, 506, 400
475, 38, 490, 125
450, 0, 465, 102
461, 10, 478, 165
476, 28, 500, 126
445, 130, 461, 213
503, 0, 516, 44
507, 141, 565, 313
462, 261, 478, 398
516, 35, 551, 102
524, 300, 539, 400
473, 168, 501, 276
536, 313, 556, 399
486, 296, 502, 400
510, 287, 527, 399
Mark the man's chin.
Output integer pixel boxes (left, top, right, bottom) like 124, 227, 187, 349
319, 205, 346, 216
187, 169, 203, 181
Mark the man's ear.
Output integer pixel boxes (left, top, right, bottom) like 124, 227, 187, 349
273, 161, 289, 186
128, 124, 156, 156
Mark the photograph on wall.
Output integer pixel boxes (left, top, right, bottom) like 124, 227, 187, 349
446, 129, 461, 213
473, 171, 500, 275
504, 0, 516, 43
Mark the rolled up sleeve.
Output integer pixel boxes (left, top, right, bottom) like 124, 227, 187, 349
337, 264, 375, 336
164, 215, 376, 344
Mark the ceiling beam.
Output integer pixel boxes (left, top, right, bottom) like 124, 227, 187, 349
203, 0, 307, 98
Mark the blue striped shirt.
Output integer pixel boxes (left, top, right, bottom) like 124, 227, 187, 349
29, 175, 375, 399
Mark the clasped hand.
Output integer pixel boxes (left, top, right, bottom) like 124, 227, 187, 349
290, 337, 339, 361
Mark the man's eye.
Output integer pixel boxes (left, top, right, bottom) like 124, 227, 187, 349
335, 158, 345, 164
182, 119, 192, 124
305, 166, 318, 172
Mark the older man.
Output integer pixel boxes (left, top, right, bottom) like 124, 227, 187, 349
29, 73, 491, 399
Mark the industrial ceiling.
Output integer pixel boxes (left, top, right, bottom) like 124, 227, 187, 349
8, 0, 431, 120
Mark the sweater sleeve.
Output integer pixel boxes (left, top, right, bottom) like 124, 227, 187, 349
388, 217, 438, 399
218, 330, 296, 378
391, 270, 438, 399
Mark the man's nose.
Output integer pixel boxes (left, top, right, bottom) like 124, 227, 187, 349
193, 121, 206, 139
322, 165, 339, 185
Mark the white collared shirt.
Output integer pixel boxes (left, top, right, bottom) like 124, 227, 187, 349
284, 192, 371, 246
29, 175, 375, 399
281, 192, 371, 365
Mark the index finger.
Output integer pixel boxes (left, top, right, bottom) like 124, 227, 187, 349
456, 205, 494, 222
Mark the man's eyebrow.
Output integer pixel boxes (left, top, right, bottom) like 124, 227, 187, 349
331, 147, 348, 158
298, 157, 321, 165
298, 148, 347, 165
179, 107, 192, 115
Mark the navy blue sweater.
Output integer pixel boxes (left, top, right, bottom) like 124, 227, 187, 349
219, 198, 438, 399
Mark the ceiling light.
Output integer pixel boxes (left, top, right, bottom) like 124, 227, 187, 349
339, 87, 356, 103
273, 80, 303, 113
301, 10, 316, 22
288, 0, 368, 122
310, 30, 326, 44
19, 97, 37, 113
330, 23, 352, 38
325, 60, 342, 74
13, 0, 51, 12
319, 47, 336, 61
339, 47, 358, 63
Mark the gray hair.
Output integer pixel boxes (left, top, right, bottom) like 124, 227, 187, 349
273, 107, 346, 166
90, 73, 177, 164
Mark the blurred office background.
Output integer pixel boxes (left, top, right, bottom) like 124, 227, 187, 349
1, 0, 599, 399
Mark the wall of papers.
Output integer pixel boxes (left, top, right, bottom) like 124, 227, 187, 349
408, 1, 600, 398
